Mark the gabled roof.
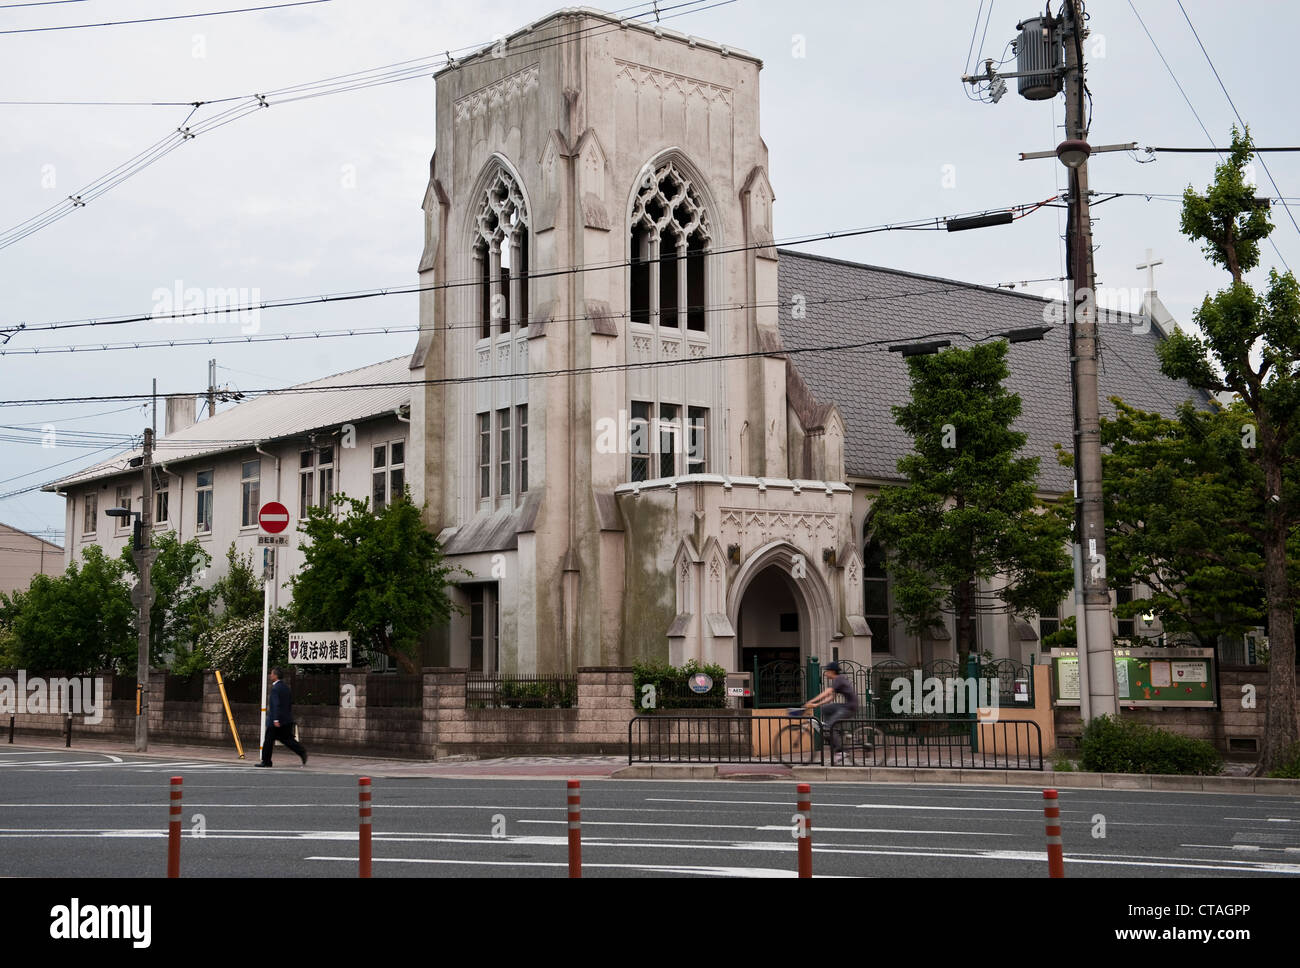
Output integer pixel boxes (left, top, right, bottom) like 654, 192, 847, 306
776, 249, 1213, 493
43, 356, 412, 492
0, 522, 63, 551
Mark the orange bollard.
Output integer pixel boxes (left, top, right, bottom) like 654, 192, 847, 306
167, 776, 182, 878
359, 777, 372, 878
796, 782, 812, 878
567, 780, 581, 878
1043, 788, 1065, 878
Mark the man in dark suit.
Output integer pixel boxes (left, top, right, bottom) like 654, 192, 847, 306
256, 667, 307, 767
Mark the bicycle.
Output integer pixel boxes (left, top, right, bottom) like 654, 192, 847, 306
772, 707, 882, 765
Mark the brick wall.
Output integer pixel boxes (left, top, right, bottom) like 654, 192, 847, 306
3, 667, 638, 759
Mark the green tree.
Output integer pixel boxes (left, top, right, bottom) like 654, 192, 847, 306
1099, 398, 1291, 648
0, 546, 134, 673
290, 492, 460, 674
869, 341, 1073, 666
119, 532, 213, 664
1156, 127, 1300, 773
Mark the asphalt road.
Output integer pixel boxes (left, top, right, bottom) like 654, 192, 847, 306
1, 746, 1297, 878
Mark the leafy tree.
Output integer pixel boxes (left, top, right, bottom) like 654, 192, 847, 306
290, 492, 461, 674
119, 532, 212, 664
869, 341, 1074, 666
1099, 398, 1296, 648
1156, 127, 1300, 772
0, 546, 134, 673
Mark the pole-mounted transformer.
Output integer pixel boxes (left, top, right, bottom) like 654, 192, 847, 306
1012, 13, 1063, 100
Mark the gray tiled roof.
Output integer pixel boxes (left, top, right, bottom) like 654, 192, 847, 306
776, 249, 1212, 493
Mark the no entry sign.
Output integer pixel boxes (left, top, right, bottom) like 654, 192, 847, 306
258, 501, 290, 534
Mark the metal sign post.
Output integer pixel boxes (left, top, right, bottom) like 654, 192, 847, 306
256, 500, 290, 761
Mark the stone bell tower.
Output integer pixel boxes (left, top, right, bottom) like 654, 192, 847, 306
407, 8, 822, 674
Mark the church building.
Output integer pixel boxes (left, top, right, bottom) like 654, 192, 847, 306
404, 7, 1204, 677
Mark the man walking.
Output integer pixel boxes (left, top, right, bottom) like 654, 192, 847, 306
804, 662, 859, 765
256, 667, 308, 767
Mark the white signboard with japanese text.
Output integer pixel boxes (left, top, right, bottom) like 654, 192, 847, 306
289, 631, 351, 665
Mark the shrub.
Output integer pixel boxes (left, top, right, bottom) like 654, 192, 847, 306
1079, 714, 1222, 776
631, 658, 728, 710
1266, 742, 1300, 779
1053, 756, 1075, 772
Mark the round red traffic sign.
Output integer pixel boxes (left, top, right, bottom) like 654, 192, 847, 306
258, 501, 291, 534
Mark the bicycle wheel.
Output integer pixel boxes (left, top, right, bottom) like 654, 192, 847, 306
840, 722, 879, 765
773, 720, 817, 764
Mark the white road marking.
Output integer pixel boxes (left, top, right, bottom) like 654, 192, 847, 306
645, 797, 1042, 812
305, 856, 837, 877
518, 819, 1017, 837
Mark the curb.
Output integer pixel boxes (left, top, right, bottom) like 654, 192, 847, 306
610, 763, 1300, 792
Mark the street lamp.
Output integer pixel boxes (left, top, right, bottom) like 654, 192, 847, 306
105, 506, 145, 551
1055, 138, 1091, 169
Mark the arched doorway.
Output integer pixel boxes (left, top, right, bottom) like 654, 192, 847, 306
736, 566, 804, 686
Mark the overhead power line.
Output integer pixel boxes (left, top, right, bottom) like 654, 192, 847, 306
0, 323, 1053, 411
0, 0, 725, 250
2, 198, 1056, 338
1174, 0, 1300, 257
0, 0, 334, 34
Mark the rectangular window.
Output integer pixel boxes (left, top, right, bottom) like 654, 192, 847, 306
1116, 585, 1134, 639
659, 403, 680, 479
317, 446, 334, 511
498, 408, 511, 496
478, 413, 491, 500
389, 440, 405, 504
115, 485, 132, 531
499, 261, 511, 336
630, 401, 650, 482
299, 450, 315, 518
372, 444, 388, 514
240, 460, 260, 528
155, 479, 169, 525
196, 470, 213, 534
517, 404, 528, 494
687, 407, 707, 474
83, 492, 97, 535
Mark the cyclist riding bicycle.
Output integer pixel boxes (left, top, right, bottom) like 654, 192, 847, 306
803, 661, 858, 765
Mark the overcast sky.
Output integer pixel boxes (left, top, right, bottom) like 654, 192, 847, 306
1, 0, 1296, 543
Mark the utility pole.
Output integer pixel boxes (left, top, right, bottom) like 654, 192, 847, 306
207, 358, 217, 420
133, 428, 156, 752
1060, 0, 1117, 720
961, 0, 1119, 721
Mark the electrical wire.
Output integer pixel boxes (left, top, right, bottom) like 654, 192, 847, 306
0, 0, 725, 251
0, 0, 334, 34
0, 322, 1053, 411
1176, 0, 1300, 256
4, 197, 1058, 336
1126, 0, 1292, 276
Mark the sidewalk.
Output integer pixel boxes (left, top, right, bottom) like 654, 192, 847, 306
6, 734, 627, 779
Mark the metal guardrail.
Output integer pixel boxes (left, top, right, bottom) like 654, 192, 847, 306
627, 714, 1043, 770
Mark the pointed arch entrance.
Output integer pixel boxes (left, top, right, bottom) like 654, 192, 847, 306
727, 541, 837, 700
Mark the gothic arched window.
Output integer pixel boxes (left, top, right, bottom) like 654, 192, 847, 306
473, 167, 530, 339
630, 162, 709, 332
